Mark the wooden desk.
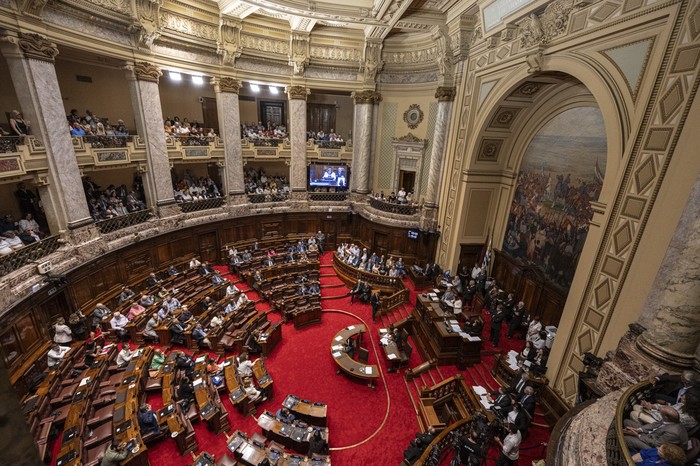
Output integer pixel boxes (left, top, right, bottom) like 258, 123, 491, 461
412, 294, 483, 367
191, 452, 215, 466
258, 321, 282, 357
253, 359, 273, 399
331, 324, 379, 388
257, 411, 328, 454
282, 394, 327, 427
222, 357, 255, 417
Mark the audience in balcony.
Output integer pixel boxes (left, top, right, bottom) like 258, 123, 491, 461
624, 405, 688, 451
164, 117, 216, 144
241, 122, 287, 141
307, 129, 345, 145
82, 176, 147, 221
631, 443, 687, 466
172, 173, 222, 203
372, 190, 416, 206
244, 167, 290, 199
66, 109, 130, 142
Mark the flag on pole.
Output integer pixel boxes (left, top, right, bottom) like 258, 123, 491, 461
481, 234, 492, 274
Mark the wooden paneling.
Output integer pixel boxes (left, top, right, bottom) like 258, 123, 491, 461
198, 231, 219, 263
491, 249, 567, 326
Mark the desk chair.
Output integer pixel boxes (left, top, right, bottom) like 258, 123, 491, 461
216, 453, 237, 466
358, 347, 370, 364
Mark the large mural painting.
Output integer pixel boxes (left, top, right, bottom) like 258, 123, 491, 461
503, 106, 607, 290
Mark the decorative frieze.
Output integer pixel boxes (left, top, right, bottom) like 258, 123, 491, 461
160, 11, 217, 41
240, 33, 289, 55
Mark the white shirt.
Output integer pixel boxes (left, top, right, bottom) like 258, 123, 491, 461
0, 239, 12, 255
47, 346, 71, 367
189, 259, 201, 269
238, 359, 254, 377
226, 284, 239, 296
502, 431, 521, 460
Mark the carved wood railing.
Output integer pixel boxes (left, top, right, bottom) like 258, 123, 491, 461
332, 253, 402, 291
94, 208, 153, 234
0, 135, 21, 153
414, 417, 473, 466
606, 381, 649, 466
378, 284, 409, 314
0, 235, 61, 276
369, 197, 419, 215
178, 197, 226, 212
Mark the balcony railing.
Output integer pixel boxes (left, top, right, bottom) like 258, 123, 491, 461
247, 193, 290, 204
315, 140, 346, 149
178, 197, 225, 212
369, 197, 419, 215
172, 135, 214, 147
606, 381, 648, 466
0, 136, 22, 153
0, 235, 60, 276
251, 139, 282, 147
94, 209, 153, 234
80, 135, 132, 148
308, 192, 349, 202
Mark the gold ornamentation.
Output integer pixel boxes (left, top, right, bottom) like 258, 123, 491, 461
132, 61, 162, 82
403, 104, 424, 129
215, 77, 241, 94
351, 90, 382, 104
18, 34, 59, 62
286, 86, 309, 100
435, 87, 456, 102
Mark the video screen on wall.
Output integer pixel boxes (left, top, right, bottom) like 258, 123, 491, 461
308, 163, 349, 190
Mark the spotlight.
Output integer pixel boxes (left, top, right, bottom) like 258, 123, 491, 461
269, 86, 278, 94
250, 83, 260, 92
192, 75, 204, 85
169, 71, 182, 81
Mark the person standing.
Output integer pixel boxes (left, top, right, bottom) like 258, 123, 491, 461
508, 302, 526, 339
370, 291, 380, 323
495, 422, 521, 466
489, 305, 505, 348
53, 317, 73, 344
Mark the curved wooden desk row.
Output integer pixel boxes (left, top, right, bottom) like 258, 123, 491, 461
226, 430, 331, 466
222, 356, 274, 418
332, 253, 402, 293
241, 260, 320, 287
257, 411, 329, 454
331, 325, 379, 388
233, 251, 320, 276
282, 394, 328, 427
221, 234, 317, 259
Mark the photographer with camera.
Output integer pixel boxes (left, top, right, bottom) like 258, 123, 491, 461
452, 428, 482, 465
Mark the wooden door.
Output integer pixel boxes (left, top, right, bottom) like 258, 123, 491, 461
198, 231, 219, 263
399, 170, 416, 193
373, 232, 389, 256
322, 219, 337, 250
201, 97, 219, 133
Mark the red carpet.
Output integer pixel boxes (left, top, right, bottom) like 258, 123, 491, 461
49, 253, 550, 465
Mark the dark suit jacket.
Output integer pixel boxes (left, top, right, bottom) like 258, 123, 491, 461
517, 393, 536, 417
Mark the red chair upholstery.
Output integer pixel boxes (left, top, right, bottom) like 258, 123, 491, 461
87, 404, 114, 428
84, 421, 112, 448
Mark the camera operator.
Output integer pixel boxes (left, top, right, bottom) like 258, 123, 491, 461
403, 426, 437, 464
453, 428, 482, 465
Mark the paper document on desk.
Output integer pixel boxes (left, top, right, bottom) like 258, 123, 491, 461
472, 386, 487, 395
332, 352, 342, 358
433, 289, 440, 294
334, 336, 343, 342
347, 325, 355, 330
387, 353, 398, 360
79, 377, 90, 387
380, 337, 389, 346
362, 367, 373, 374
466, 335, 481, 342
379, 328, 388, 334
331, 345, 343, 351
480, 398, 493, 410
451, 325, 462, 333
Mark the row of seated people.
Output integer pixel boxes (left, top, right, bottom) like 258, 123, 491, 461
623, 370, 700, 466
173, 176, 222, 203
371, 188, 416, 205
224, 232, 327, 260
82, 176, 148, 221
67, 108, 129, 137
165, 118, 216, 141
230, 241, 319, 275
306, 129, 344, 144
336, 242, 407, 277
244, 168, 290, 196
242, 122, 287, 139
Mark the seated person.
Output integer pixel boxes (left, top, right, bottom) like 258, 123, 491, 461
237, 353, 255, 378
137, 403, 161, 436
116, 343, 133, 367
101, 440, 129, 466
167, 265, 179, 276
177, 376, 196, 407
648, 370, 699, 405
3, 231, 24, 250
246, 331, 262, 354
462, 316, 484, 337
631, 443, 686, 466
126, 302, 146, 321
206, 357, 223, 375
199, 261, 214, 275
192, 323, 210, 348
208, 311, 225, 331
189, 257, 201, 269
349, 280, 364, 304
146, 272, 161, 288
175, 351, 195, 375
623, 406, 688, 451
200, 296, 216, 312
170, 320, 186, 345
487, 387, 514, 417
118, 286, 135, 305
242, 376, 264, 403
139, 293, 155, 307
144, 313, 160, 341
307, 429, 328, 458
109, 312, 129, 340
211, 271, 226, 285
226, 283, 240, 296
149, 349, 165, 376
178, 305, 193, 324
630, 387, 699, 432
404, 427, 437, 463
47, 343, 71, 368
276, 407, 295, 422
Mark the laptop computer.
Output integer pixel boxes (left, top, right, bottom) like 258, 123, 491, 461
115, 419, 132, 434
55, 450, 77, 466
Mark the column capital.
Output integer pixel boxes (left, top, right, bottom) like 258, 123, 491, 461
212, 77, 241, 94
435, 86, 456, 102
125, 61, 162, 83
16, 33, 59, 63
351, 90, 382, 105
286, 85, 309, 100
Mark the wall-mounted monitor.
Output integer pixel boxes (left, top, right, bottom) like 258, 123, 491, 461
408, 230, 419, 239
308, 163, 349, 191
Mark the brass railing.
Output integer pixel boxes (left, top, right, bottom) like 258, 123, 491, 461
247, 193, 289, 204
308, 192, 349, 202
369, 197, 419, 215
0, 235, 61, 276
178, 197, 226, 212
606, 381, 649, 466
94, 209, 153, 234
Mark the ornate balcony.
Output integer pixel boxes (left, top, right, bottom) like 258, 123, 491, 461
0, 136, 21, 153
369, 197, 420, 215
247, 193, 290, 204
308, 192, 349, 202
94, 209, 153, 234
178, 197, 226, 213
0, 235, 61, 277
606, 382, 648, 466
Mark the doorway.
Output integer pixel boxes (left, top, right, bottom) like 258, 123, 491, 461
399, 170, 416, 193
259, 101, 286, 128
200, 97, 219, 133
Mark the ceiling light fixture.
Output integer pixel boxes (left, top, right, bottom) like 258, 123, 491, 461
169, 71, 182, 81
250, 84, 260, 92
192, 75, 204, 85
269, 86, 279, 94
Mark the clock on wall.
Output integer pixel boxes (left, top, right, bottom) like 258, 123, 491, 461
403, 104, 424, 129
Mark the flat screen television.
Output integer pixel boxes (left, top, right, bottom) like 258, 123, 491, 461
408, 230, 419, 239
308, 163, 349, 190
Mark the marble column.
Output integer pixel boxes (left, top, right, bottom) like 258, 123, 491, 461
351, 90, 381, 195
0, 33, 92, 232
636, 174, 700, 368
125, 62, 175, 211
424, 87, 456, 208
212, 77, 245, 203
286, 85, 309, 199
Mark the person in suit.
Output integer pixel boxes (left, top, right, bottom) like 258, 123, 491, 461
137, 403, 161, 436
463, 280, 478, 309
623, 406, 688, 451
370, 291, 380, 323
489, 305, 505, 347
307, 429, 328, 458
507, 402, 531, 435
649, 370, 699, 405
516, 386, 536, 418
403, 426, 437, 463
508, 301, 526, 339
489, 387, 514, 417
349, 280, 363, 304
509, 371, 531, 397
